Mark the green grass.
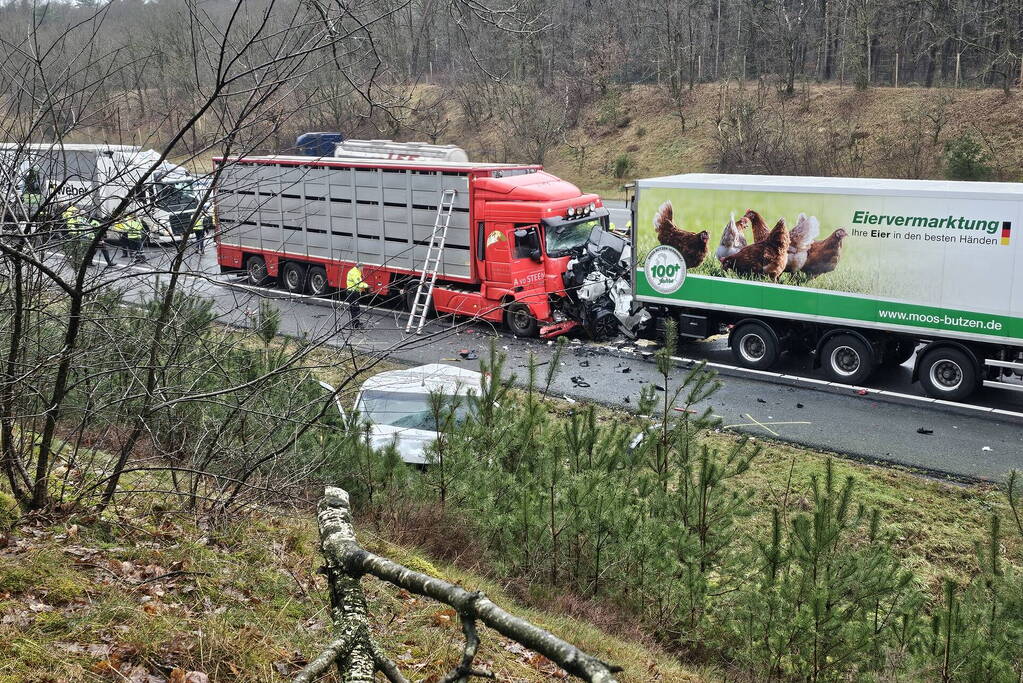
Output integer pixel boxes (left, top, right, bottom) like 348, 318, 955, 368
0, 502, 701, 682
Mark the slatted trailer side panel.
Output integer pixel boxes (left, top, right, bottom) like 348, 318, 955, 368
216, 158, 473, 280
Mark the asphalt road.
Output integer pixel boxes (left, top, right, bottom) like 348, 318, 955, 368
95, 242, 1023, 483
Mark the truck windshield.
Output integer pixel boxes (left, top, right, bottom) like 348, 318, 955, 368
545, 218, 602, 256
153, 182, 199, 212
357, 390, 472, 430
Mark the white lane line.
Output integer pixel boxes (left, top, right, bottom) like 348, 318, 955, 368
664, 354, 1023, 420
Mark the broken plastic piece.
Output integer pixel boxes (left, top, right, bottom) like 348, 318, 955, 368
540, 320, 580, 339
916, 428, 933, 435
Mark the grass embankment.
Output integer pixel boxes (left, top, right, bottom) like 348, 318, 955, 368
442, 84, 1023, 196
0, 491, 698, 681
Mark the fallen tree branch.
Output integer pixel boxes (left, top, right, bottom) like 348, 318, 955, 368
296, 487, 621, 683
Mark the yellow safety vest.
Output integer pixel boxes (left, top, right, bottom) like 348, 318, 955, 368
117, 218, 143, 239
346, 266, 369, 292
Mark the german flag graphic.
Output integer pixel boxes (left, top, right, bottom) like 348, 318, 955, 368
1002, 221, 1012, 246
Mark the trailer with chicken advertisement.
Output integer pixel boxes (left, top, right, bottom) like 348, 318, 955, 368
631, 173, 1023, 401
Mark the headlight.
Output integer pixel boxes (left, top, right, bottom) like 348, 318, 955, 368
567, 207, 575, 217
588, 202, 596, 212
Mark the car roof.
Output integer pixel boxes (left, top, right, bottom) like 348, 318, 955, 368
358, 363, 484, 395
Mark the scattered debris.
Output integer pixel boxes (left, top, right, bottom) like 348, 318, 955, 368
570, 376, 591, 388
916, 428, 933, 435
756, 398, 766, 403
856, 389, 868, 395
579, 360, 590, 367
458, 349, 478, 360
796, 403, 804, 408
620, 367, 631, 374
563, 395, 576, 404
982, 446, 993, 452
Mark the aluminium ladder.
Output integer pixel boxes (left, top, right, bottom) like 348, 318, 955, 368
405, 188, 457, 334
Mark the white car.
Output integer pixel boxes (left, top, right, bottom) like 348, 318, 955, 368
351, 364, 483, 465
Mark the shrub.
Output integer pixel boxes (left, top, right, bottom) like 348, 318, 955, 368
611, 153, 634, 179
944, 134, 993, 181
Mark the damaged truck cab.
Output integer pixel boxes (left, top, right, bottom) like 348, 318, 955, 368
471, 171, 622, 337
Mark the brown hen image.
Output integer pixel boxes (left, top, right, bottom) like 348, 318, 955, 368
801, 228, 848, 278
721, 217, 791, 281
744, 209, 771, 243
654, 200, 709, 269
784, 213, 821, 273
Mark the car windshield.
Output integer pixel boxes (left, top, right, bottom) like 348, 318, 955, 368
545, 218, 601, 256
357, 390, 472, 430
153, 181, 199, 212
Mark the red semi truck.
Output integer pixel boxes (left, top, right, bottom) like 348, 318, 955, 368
213, 154, 630, 337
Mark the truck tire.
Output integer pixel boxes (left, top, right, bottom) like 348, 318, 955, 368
505, 303, 539, 337
282, 262, 307, 294
731, 321, 780, 370
246, 256, 271, 286
821, 334, 876, 385
918, 348, 978, 401
307, 266, 330, 296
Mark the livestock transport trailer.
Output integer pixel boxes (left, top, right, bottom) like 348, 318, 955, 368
213, 155, 624, 337
631, 173, 1023, 401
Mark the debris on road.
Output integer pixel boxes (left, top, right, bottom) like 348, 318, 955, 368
570, 376, 591, 388
916, 428, 933, 435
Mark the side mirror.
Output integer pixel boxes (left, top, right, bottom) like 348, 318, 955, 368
529, 248, 542, 263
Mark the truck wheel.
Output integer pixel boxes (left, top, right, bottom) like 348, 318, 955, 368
282, 262, 307, 294
821, 334, 877, 385
919, 348, 978, 401
307, 266, 330, 296
505, 303, 539, 337
731, 322, 780, 370
246, 256, 271, 286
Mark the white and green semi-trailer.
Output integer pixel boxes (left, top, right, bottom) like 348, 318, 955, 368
631, 173, 1023, 401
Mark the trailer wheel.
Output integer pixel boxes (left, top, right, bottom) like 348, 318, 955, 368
505, 303, 539, 337
731, 322, 780, 370
307, 266, 330, 296
919, 348, 978, 401
281, 262, 307, 294
821, 334, 877, 385
246, 256, 271, 286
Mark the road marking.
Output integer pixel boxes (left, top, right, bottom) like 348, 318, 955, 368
664, 355, 1023, 421
723, 414, 812, 436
